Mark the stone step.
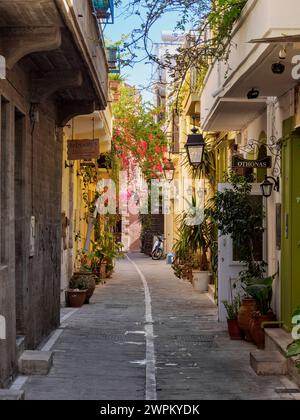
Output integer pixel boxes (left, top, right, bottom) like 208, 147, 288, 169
250, 350, 288, 376
265, 328, 300, 386
0, 390, 25, 400
18, 351, 53, 376
16, 335, 26, 359
265, 328, 293, 355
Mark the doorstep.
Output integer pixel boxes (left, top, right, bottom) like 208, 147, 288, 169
0, 390, 25, 400
264, 328, 300, 386
18, 351, 53, 376
250, 350, 288, 376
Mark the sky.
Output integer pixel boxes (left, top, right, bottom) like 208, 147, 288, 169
105, 3, 180, 103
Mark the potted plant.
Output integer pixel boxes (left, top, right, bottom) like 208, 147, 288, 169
70, 269, 97, 304
173, 201, 213, 291
222, 297, 243, 340
90, 232, 124, 280
187, 214, 213, 293
172, 230, 192, 282
66, 276, 89, 308
237, 295, 257, 341
246, 276, 276, 348
191, 250, 211, 293
209, 174, 268, 340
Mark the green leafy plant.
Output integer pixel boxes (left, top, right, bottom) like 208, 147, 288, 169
69, 275, 89, 291
242, 276, 273, 315
208, 172, 265, 277
90, 232, 123, 269
222, 296, 241, 320
117, 0, 247, 101
172, 198, 215, 277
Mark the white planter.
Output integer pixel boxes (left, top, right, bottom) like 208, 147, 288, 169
192, 271, 210, 293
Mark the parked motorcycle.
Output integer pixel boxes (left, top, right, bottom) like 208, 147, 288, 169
151, 234, 164, 260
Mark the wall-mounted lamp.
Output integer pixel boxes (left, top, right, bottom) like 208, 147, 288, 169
260, 176, 280, 198
163, 159, 175, 182
184, 117, 205, 168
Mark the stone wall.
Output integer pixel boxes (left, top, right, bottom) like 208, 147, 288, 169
0, 60, 63, 387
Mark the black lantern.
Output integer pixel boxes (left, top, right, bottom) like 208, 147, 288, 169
260, 176, 280, 198
185, 121, 205, 168
163, 159, 175, 182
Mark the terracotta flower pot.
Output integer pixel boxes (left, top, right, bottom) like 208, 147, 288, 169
227, 319, 243, 340
249, 311, 276, 349
71, 273, 97, 304
66, 290, 87, 308
237, 298, 257, 341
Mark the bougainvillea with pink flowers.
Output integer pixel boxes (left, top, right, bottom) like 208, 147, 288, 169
112, 84, 168, 181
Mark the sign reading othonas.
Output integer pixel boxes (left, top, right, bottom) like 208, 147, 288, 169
67, 139, 99, 160
232, 156, 272, 169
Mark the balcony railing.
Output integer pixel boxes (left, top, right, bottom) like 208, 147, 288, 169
92, 0, 114, 24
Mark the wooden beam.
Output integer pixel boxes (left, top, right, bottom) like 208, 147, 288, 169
31, 70, 83, 103
56, 100, 96, 127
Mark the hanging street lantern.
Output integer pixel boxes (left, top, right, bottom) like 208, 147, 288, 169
163, 159, 175, 182
260, 176, 280, 198
184, 120, 205, 168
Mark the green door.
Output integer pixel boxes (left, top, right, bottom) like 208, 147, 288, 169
281, 120, 300, 329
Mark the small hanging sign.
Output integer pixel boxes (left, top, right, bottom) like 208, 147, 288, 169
67, 139, 99, 160
232, 156, 272, 169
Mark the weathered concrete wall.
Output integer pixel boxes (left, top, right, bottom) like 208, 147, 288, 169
0, 60, 63, 386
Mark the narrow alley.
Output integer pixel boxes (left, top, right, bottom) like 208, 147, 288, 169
17, 255, 296, 401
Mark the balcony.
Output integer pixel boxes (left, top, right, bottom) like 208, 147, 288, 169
0, 0, 109, 121
201, 0, 300, 131
92, 0, 114, 24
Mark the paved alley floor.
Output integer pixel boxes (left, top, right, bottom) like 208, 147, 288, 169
21, 254, 297, 400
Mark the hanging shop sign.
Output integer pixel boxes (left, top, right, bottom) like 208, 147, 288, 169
67, 139, 99, 160
232, 156, 272, 169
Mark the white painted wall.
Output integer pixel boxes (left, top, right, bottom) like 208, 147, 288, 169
201, 0, 300, 126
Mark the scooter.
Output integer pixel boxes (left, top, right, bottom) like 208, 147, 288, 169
151, 234, 164, 260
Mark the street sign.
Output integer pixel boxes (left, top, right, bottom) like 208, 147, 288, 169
232, 156, 272, 169
67, 139, 99, 160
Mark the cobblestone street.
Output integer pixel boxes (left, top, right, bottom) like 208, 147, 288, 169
14, 255, 296, 400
